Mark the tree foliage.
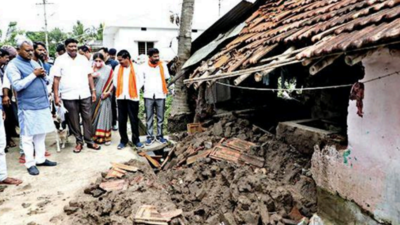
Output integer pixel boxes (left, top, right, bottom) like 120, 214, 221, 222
1, 21, 104, 57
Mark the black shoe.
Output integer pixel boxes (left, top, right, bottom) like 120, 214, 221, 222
27, 166, 40, 176
36, 159, 57, 167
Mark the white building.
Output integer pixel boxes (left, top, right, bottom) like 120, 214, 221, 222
103, 13, 205, 62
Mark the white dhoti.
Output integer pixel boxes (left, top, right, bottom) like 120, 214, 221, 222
0, 117, 8, 181
21, 134, 47, 168
18, 108, 54, 168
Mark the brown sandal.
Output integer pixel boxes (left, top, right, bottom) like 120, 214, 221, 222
0, 177, 23, 186
73, 144, 83, 153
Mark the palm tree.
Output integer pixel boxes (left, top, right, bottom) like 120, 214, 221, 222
168, 0, 195, 132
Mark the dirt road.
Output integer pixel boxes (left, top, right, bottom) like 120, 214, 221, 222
0, 131, 140, 225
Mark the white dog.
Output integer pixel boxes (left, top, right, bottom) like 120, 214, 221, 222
54, 105, 69, 150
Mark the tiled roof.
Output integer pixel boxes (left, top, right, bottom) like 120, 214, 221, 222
188, 0, 400, 83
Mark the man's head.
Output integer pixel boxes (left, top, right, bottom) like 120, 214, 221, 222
117, 50, 131, 68
78, 45, 91, 60
56, 44, 66, 57
0, 49, 10, 66
16, 39, 34, 60
148, 48, 160, 64
109, 48, 117, 59
65, 38, 79, 58
1, 46, 17, 60
33, 41, 47, 61
99, 47, 109, 58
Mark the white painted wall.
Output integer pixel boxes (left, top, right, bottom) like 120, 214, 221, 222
104, 27, 203, 61
312, 48, 400, 225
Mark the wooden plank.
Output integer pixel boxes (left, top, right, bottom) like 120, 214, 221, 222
187, 150, 213, 165
111, 162, 139, 172
139, 152, 161, 168
161, 146, 176, 169
105, 169, 125, 179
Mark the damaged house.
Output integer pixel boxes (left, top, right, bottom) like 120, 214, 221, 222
183, 0, 400, 224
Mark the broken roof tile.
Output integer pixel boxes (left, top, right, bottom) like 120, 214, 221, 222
189, 0, 400, 82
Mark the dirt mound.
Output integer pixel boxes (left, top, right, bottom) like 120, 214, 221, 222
65, 115, 317, 225
65, 160, 179, 225
158, 116, 317, 224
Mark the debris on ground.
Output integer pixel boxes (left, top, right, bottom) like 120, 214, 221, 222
158, 115, 317, 224
65, 160, 181, 224
65, 115, 317, 224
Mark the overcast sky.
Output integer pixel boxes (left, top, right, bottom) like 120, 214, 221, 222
0, 0, 241, 38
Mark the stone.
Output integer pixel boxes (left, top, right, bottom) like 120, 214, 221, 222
238, 195, 251, 210
220, 212, 237, 225
195, 188, 207, 200
212, 122, 223, 136
238, 210, 259, 224
22, 203, 31, 208
270, 213, 283, 223
259, 201, 270, 225
225, 127, 232, 137
37, 200, 50, 208
258, 135, 270, 143
91, 189, 104, 197
64, 206, 79, 215
69, 200, 81, 208
204, 141, 213, 149
206, 214, 220, 224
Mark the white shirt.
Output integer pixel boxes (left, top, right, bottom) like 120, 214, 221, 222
142, 62, 170, 99
113, 64, 143, 101
52, 53, 92, 100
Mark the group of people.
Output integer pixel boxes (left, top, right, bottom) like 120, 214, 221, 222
0, 37, 171, 185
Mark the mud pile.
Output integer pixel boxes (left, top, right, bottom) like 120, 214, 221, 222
65, 115, 317, 225
157, 115, 317, 224
65, 160, 180, 225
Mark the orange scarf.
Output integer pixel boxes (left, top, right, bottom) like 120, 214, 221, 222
116, 62, 138, 99
148, 60, 168, 95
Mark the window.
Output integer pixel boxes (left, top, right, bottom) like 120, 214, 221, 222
138, 42, 154, 55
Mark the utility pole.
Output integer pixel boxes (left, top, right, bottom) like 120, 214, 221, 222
219, 0, 222, 17
36, 0, 53, 49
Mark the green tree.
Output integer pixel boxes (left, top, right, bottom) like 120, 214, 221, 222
97, 23, 104, 40
1, 22, 25, 46
72, 20, 87, 43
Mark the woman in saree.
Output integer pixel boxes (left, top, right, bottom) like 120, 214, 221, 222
91, 53, 114, 145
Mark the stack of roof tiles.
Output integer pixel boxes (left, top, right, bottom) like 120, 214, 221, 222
190, 0, 400, 80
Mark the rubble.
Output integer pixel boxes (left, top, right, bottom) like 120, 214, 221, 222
157, 115, 317, 224
65, 160, 179, 224
65, 115, 317, 224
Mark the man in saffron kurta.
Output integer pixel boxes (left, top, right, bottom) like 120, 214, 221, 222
143, 48, 170, 145
6, 39, 57, 176
113, 50, 144, 150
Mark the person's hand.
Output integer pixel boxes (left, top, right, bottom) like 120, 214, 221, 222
2, 111, 5, 120
101, 92, 109, 100
33, 68, 45, 77
92, 93, 97, 103
2, 96, 10, 107
55, 96, 62, 106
